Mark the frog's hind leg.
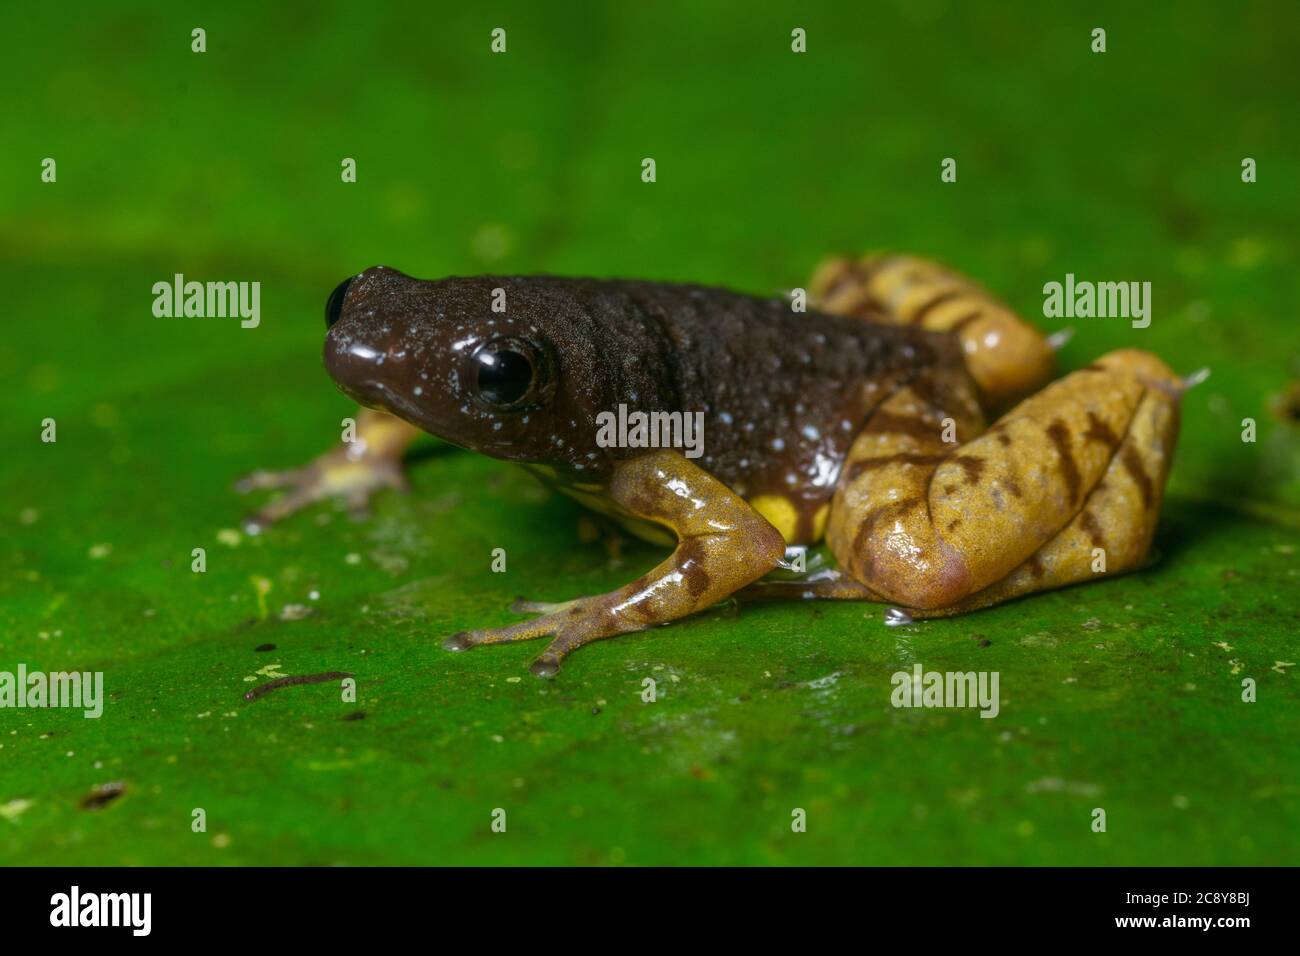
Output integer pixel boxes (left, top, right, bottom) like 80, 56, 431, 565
809, 253, 1055, 412
443, 451, 786, 677
828, 350, 1183, 613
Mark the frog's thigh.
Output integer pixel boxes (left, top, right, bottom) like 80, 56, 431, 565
447, 450, 786, 676
828, 350, 1181, 611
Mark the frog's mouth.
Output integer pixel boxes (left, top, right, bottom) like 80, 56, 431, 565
340, 379, 409, 418
323, 335, 429, 425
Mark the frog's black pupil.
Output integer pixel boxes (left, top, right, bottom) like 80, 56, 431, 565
325, 276, 354, 329
477, 349, 533, 406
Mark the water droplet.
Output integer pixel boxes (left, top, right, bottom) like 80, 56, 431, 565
884, 607, 913, 627
530, 658, 560, 678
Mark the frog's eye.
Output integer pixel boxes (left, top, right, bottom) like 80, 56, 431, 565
470, 339, 552, 410
325, 276, 355, 329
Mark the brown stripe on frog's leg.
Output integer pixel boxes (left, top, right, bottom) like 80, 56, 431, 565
906, 350, 1182, 616
809, 252, 1055, 412
236, 407, 420, 531
443, 451, 786, 677
829, 353, 1163, 611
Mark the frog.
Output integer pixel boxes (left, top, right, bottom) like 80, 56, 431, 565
238, 254, 1192, 677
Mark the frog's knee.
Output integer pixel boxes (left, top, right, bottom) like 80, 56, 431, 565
1091, 349, 1179, 394
843, 515, 976, 610
874, 551, 975, 610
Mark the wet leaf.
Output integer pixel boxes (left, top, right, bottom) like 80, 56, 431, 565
1, 2, 1297, 864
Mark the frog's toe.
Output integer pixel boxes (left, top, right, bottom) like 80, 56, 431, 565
234, 467, 309, 494
242, 484, 322, 534
509, 597, 580, 615
441, 614, 559, 652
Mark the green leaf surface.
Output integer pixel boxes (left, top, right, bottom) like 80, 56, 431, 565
2, 1, 1297, 865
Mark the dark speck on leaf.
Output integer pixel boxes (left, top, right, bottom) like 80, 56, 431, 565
591, 707, 602, 715
80, 781, 126, 810
343, 711, 367, 721
1270, 380, 1300, 424
254, 643, 276, 652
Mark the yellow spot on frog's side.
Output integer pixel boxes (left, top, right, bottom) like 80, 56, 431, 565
811, 503, 831, 541
749, 495, 799, 543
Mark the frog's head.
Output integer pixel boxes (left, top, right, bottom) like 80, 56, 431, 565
322, 266, 624, 470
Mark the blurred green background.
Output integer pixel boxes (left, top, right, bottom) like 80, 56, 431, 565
2, 0, 1298, 865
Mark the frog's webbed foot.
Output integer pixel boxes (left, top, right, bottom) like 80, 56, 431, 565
443, 593, 623, 678
236, 450, 407, 532
235, 409, 419, 532
441, 451, 786, 678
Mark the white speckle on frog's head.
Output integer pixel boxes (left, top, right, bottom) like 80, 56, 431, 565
770, 437, 785, 451
412, 386, 423, 396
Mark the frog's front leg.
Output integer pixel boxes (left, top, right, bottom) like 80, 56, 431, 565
235, 408, 421, 532
443, 450, 786, 677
